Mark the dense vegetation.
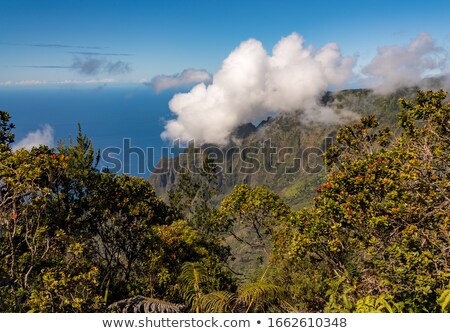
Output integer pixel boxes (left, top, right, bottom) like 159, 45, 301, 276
0, 90, 449, 312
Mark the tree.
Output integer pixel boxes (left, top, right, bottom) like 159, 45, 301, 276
26, 242, 102, 312
0, 146, 68, 311
0, 110, 15, 152
1, 114, 233, 312
87, 173, 172, 302
55, 124, 100, 237
168, 156, 221, 237
88, 173, 231, 305
216, 184, 291, 278
272, 90, 450, 312
167, 156, 234, 296
217, 184, 291, 242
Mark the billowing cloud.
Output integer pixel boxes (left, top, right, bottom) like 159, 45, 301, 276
71, 57, 131, 76
12, 124, 54, 151
161, 33, 355, 144
148, 69, 212, 92
362, 32, 447, 93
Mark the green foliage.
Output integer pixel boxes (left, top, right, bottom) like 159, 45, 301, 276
324, 114, 392, 168
0, 113, 232, 312
178, 262, 208, 313
237, 281, 285, 312
168, 156, 221, 236
27, 243, 102, 312
199, 291, 237, 313
0, 145, 68, 311
437, 283, 450, 313
273, 90, 450, 313
354, 294, 404, 313
1, 89, 449, 313
217, 184, 291, 236
0, 110, 15, 151
166, 157, 235, 297
88, 173, 173, 302
176, 261, 284, 313
216, 184, 291, 278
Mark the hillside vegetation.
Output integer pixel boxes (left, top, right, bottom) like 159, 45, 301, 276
0, 89, 449, 312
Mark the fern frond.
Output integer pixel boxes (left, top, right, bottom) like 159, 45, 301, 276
178, 262, 208, 312
179, 262, 208, 289
199, 291, 237, 313
238, 282, 284, 312
437, 289, 450, 313
108, 295, 184, 313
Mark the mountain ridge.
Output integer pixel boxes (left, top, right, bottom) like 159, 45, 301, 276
149, 86, 440, 209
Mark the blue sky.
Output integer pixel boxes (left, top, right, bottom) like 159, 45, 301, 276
1, 0, 449, 86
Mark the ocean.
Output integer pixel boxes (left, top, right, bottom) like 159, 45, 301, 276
0, 85, 178, 177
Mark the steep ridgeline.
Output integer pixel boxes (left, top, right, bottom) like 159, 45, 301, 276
150, 88, 419, 209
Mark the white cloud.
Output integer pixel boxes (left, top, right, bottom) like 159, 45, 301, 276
149, 69, 212, 92
362, 32, 447, 93
84, 78, 116, 84
0, 80, 48, 86
12, 124, 54, 151
0, 80, 13, 86
57, 79, 83, 85
161, 33, 355, 144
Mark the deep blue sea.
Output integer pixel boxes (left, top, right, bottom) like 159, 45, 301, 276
0, 85, 178, 177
